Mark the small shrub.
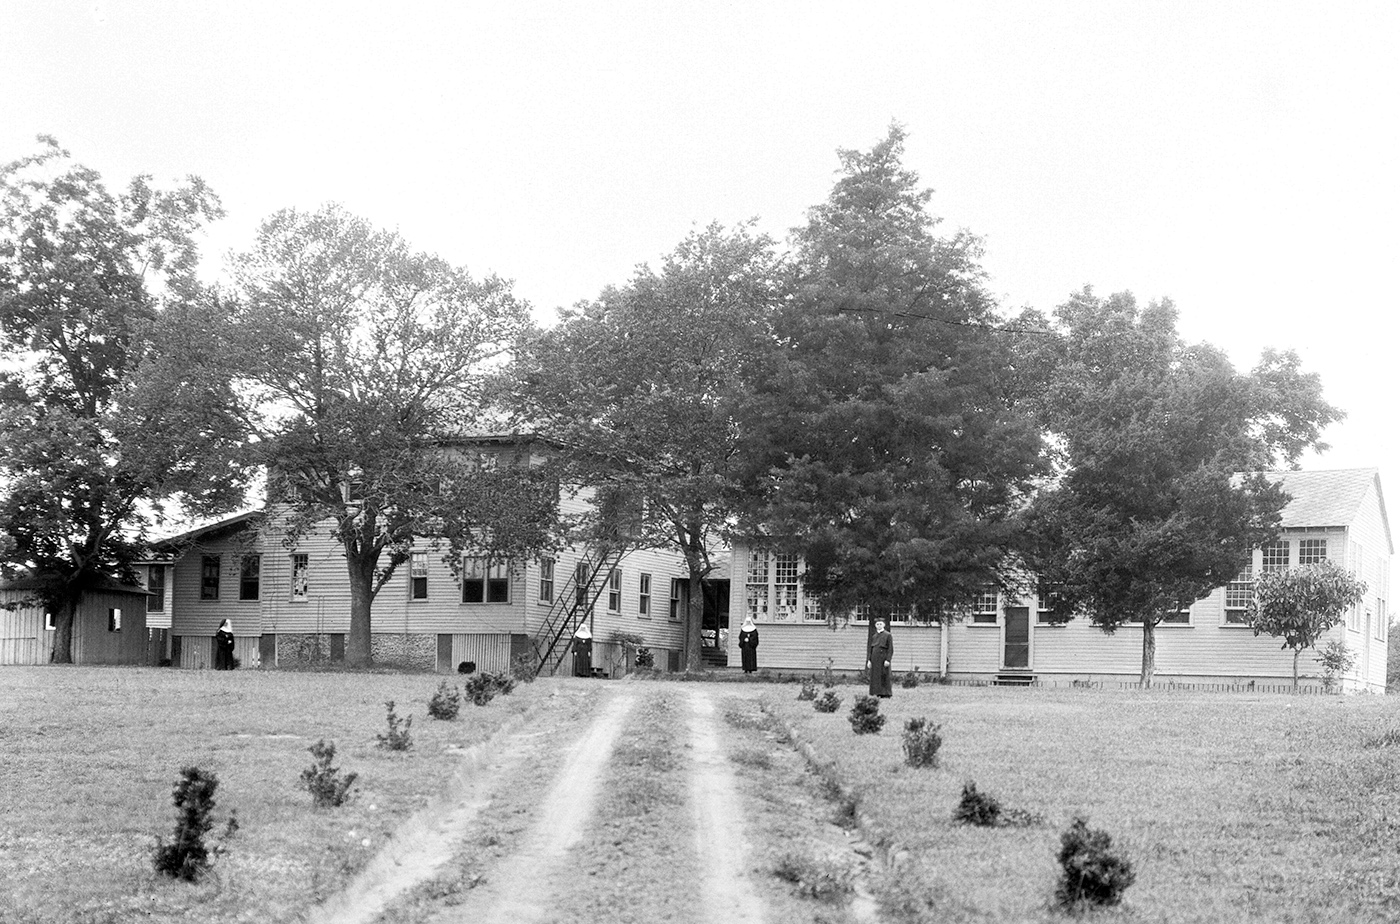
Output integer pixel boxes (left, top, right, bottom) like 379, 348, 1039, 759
902, 717, 942, 767
1056, 817, 1135, 910
301, 739, 358, 808
428, 681, 461, 721
152, 766, 238, 881
464, 670, 516, 706
848, 695, 886, 735
813, 691, 842, 713
797, 679, 818, 701
822, 658, 836, 688
509, 652, 537, 683
772, 852, 855, 903
953, 781, 1002, 826
1317, 640, 1357, 693
376, 700, 413, 751
456, 660, 477, 675
901, 669, 920, 689
634, 646, 655, 669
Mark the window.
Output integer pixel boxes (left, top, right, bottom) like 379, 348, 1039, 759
1161, 604, 1191, 625
745, 549, 769, 622
670, 578, 682, 620
1261, 540, 1289, 574
886, 605, 914, 624
44, 612, 55, 631
410, 551, 428, 600
539, 558, 555, 604
1035, 581, 1064, 625
462, 557, 510, 604
852, 602, 871, 624
1376, 599, 1387, 642
638, 572, 652, 617
774, 552, 799, 621
239, 554, 261, 601
201, 555, 220, 600
575, 560, 592, 612
607, 569, 622, 613
1299, 539, 1327, 565
803, 592, 824, 622
1224, 565, 1253, 624
108, 608, 122, 632
291, 554, 309, 601
147, 565, 165, 612
969, 586, 999, 624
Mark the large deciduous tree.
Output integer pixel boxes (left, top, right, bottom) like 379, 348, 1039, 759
226, 204, 549, 667
743, 125, 1047, 621
1024, 287, 1342, 686
0, 137, 248, 661
1249, 559, 1366, 688
512, 222, 782, 670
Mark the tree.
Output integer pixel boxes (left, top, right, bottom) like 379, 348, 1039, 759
1249, 560, 1366, 689
1024, 288, 1342, 686
742, 125, 1047, 622
512, 222, 783, 670
225, 204, 548, 667
0, 137, 247, 661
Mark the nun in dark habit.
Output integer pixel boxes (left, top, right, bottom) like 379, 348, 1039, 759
738, 616, 759, 673
867, 618, 893, 697
213, 619, 236, 670
572, 622, 593, 677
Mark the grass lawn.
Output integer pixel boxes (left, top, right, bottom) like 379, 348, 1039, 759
764, 684, 1400, 924
0, 665, 544, 924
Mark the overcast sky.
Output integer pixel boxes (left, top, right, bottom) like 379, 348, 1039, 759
2, 2, 1396, 482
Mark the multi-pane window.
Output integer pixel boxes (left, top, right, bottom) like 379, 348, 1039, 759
1224, 565, 1253, 624
1261, 540, 1290, 574
638, 573, 652, 617
774, 552, 799, 621
607, 569, 622, 613
239, 554, 261, 601
538, 558, 555, 604
802, 594, 824, 622
670, 579, 682, 620
291, 554, 309, 601
745, 549, 770, 622
969, 586, 999, 624
108, 608, 122, 632
1161, 603, 1191, 625
147, 565, 165, 612
410, 551, 429, 600
462, 558, 510, 604
1299, 539, 1328, 565
201, 555, 220, 600
575, 560, 592, 612
1035, 581, 1063, 625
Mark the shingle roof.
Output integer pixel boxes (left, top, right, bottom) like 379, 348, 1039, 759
1261, 468, 1391, 552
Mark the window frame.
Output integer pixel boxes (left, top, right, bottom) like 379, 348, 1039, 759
638, 572, 652, 618
669, 578, 682, 620
462, 557, 510, 605
290, 553, 309, 601
968, 586, 999, 625
607, 568, 622, 613
147, 565, 166, 612
200, 555, 221, 601
108, 608, 122, 632
1224, 562, 1254, 625
538, 557, 555, 604
409, 550, 429, 600
239, 554, 261, 602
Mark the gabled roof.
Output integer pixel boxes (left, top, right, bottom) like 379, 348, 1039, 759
149, 510, 262, 551
1262, 468, 1392, 554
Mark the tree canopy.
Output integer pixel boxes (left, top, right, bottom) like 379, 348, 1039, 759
741, 125, 1047, 621
0, 137, 246, 660
1023, 287, 1343, 685
224, 203, 550, 667
512, 222, 783, 668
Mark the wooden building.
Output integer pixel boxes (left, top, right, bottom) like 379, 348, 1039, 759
0, 575, 156, 666
723, 468, 1392, 692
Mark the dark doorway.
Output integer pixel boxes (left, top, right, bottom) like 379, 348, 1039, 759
1004, 606, 1030, 669
700, 579, 730, 648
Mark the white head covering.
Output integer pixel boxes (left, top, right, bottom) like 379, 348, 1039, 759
219, 619, 233, 633
573, 622, 592, 640
741, 617, 756, 631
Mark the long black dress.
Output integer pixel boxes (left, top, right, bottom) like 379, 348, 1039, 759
572, 636, 593, 677
214, 629, 236, 670
868, 629, 893, 697
738, 628, 759, 673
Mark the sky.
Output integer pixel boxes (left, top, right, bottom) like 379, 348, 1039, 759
2, 1, 1397, 482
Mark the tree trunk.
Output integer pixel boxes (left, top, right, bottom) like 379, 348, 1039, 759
684, 570, 704, 672
345, 548, 376, 668
1292, 648, 1300, 690
50, 597, 78, 664
1139, 620, 1156, 688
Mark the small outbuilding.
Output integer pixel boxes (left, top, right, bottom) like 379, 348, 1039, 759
0, 575, 156, 666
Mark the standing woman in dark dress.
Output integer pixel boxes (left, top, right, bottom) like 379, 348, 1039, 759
867, 618, 893, 697
738, 616, 759, 673
572, 622, 593, 677
214, 619, 236, 670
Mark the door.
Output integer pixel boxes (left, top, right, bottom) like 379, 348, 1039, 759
1004, 606, 1030, 669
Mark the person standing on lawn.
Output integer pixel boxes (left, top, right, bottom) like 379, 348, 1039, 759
213, 619, 236, 670
738, 616, 759, 673
867, 618, 893, 697
572, 621, 593, 677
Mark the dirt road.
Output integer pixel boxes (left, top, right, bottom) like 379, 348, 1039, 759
312, 679, 870, 924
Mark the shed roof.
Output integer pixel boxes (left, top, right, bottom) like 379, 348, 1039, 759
0, 573, 154, 596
